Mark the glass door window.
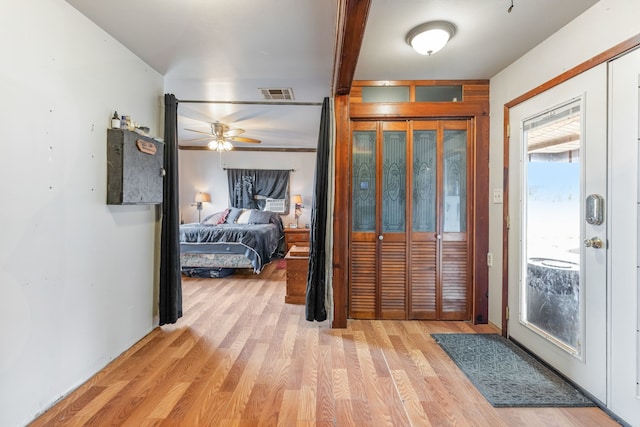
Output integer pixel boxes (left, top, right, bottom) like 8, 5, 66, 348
521, 98, 583, 356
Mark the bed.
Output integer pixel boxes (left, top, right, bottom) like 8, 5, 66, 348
179, 207, 285, 276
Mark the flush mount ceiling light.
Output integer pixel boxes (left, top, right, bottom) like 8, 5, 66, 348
406, 21, 456, 56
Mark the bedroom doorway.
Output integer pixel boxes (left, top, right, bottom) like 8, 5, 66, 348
348, 119, 473, 320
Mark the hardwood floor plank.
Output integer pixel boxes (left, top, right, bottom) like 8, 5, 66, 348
421, 400, 471, 427
224, 342, 270, 420
277, 389, 300, 427
161, 349, 236, 423
72, 381, 129, 423
30, 386, 107, 427
557, 407, 621, 427
332, 368, 350, 401
83, 358, 182, 425
219, 339, 259, 392
358, 345, 410, 427
29, 263, 620, 427
144, 382, 191, 420
341, 334, 368, 401
240, 383, 270, 421
315, 343, 336, 424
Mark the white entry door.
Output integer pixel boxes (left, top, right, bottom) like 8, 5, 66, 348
608, 47, 640, 425
508, 63, 607, 403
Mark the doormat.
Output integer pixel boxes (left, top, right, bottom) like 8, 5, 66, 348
431, 333, 596, 407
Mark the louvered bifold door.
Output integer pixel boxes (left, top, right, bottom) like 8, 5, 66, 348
380, 122, 408, 319
349, 120, 471, 321
440, 121, 471, 320
409, 122, 439, 319
410, 120, 472, 320
350, 122, 378, 318
349, 121, 409, 319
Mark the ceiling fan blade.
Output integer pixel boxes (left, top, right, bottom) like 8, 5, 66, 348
224, 128, 245, 137
181, 136, 214, 142
228, 136, 261, 144
178, 144, 209, 151
184, 128, 213, 136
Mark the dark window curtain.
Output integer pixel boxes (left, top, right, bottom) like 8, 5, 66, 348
159, 93, 182, 325
306, 97, 330, 322
227, 169, 257, 209
254, 169, 290, 210
227, 169, 290, 210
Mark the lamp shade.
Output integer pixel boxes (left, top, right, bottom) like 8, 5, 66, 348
406, 21, 455, 56
292, 194, 303, 205
195, 192, 211, 203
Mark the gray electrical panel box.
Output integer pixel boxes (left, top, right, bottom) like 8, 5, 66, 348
107, 129, 164, 205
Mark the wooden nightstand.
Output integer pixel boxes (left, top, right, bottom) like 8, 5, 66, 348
285, 245, 309, 304
284, 227, 310, 252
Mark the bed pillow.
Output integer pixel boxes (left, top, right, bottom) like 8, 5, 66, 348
236, 209, 252, 224
201, 209, 229, 225
225, 207, 243, 223
249, 209, 275, 224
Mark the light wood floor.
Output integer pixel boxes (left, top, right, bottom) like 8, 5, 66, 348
30, 263, 619, 426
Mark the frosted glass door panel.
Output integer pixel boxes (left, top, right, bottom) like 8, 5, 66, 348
443, 130, 467, 232
412, 130, 437, 232
352, 130, 376, 232
382, 130, 406, 232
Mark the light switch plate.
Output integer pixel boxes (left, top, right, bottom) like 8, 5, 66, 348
493, 189, 503, 204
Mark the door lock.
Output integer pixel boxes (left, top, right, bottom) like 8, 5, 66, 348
585, 194, 605, 225
584, 237, 603, 249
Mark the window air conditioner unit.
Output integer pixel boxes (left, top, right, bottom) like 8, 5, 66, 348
265, 198, 286, 213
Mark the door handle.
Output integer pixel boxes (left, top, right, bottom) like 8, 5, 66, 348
378, 235, 384, 240
584, 237, 603, 249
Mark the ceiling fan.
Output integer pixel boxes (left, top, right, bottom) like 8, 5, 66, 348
183, 122, 261, 151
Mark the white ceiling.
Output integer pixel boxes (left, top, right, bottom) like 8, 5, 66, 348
65, 0, 598, 149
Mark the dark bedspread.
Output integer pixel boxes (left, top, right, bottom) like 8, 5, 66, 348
179, 213, 284, 272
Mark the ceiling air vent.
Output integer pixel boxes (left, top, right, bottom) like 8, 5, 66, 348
259, 87, 294, 100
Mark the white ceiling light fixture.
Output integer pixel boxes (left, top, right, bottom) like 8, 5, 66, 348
207, 137, 233, 152
406, 21, 456, 56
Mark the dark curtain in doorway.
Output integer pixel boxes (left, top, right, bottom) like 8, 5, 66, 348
306, 97, 330, 322
159, 93, 182, 325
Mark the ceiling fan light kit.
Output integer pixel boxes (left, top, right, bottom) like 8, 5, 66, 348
406, 21, 456, 55
207, 138, 234, 151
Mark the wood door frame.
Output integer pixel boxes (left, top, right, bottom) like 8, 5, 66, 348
332, 81, 490, 327
501, 34, 640, 336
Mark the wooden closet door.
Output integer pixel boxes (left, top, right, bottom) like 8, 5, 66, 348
350, 121, 378, 319
379, 121, 408, 319
349, 121, 409, 319
349, 120, 472, 321
409, 120, 472, 320
408, 121, 439, 319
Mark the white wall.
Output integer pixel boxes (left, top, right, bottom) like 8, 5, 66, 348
0, 1, 164, 426
178, 150, 317, 226
488, 0, 640, 327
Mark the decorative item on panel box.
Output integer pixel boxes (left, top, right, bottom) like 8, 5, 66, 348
111, 111, 151, 136
111, 111, 120, 128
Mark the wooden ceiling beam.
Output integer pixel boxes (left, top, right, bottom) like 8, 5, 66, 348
333, 0, 372, 96
178, 145, 316, 153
